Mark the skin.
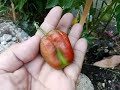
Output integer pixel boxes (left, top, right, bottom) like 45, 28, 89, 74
0, 6, 87, 90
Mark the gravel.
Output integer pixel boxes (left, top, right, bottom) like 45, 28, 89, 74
1, 34, 12, 42
12, 37, 17, 41
0, 19, 29, 54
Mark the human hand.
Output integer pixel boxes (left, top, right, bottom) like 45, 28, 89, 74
0, 6, 87, 90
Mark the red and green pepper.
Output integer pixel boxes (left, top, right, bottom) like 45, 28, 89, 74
40, 30, 74, 69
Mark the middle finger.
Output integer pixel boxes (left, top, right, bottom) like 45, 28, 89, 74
56, 13, 73, 33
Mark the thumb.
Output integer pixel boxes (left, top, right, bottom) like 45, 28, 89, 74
0, 35, 40, 72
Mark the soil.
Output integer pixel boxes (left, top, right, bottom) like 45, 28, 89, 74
82, 64, 120, 90
82, 18, 120, 90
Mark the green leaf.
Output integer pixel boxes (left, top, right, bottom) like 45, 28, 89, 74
0, 6, 8, 13
59, 0, 74, 9
15, 0, 27, 12
46, 0, 59, 8
0, 0, 8, 13
73, 0, 82, 9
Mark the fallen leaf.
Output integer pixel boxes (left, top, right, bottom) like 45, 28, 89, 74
93, 55, 120, 68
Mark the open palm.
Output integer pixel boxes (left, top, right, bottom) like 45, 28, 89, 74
0, 6, 87, 90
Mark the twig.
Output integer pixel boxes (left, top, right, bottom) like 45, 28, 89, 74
79, 0, 93, 26
10, 0, 16, 22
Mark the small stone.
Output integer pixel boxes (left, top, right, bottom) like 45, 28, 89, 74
1, 41, 7, 45
105, 46, 108, 49
23, 37, 28, 40
8, 22, 14, 25
0, 23, 5, 28
109, 51, 112, 54
11, 31, 16, 36
114, 49, 117, 52
0, 19, 4, 23
108, 80, 111, 83
102, 83, 105, 87
76, 73, 94, 90
20, 31, 28, 38
2, 25, 10, 32
17, 28, 22, 32
28, 36, 31, 38
0, 45, 4, 53
12, 37, 17, 41
104, 49, 109, 53
5, 42, 16, 48
1, 34, 12, 42
108, 42, 114, 47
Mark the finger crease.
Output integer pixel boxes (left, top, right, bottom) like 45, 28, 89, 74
9, 49, 25, 65
0, 69, 9, 74
42, 21, 55, 30
23, 66, 49, 90
74, 48, 85, 54
69, 34, 79, 40
58, 24, 67, 29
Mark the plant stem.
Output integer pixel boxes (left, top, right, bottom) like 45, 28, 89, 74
10, 0, 16, 22
34, 22, 47, 35
79, 0, 93, 26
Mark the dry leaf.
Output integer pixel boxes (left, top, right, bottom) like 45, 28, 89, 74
93, 55, 120, 68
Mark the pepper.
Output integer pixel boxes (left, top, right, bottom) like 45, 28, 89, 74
40, 30, 74, 69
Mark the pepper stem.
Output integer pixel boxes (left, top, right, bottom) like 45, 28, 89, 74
34, 22, 47, 35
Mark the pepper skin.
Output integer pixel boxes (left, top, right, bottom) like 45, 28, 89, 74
40, 30, 74, 69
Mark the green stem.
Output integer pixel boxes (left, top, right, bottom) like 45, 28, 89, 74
34, 22, 47, 35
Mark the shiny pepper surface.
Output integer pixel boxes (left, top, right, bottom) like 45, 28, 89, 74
40, 30, 74, 69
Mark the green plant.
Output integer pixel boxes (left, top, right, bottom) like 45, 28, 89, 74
115, 1, 120, 35
0, 0, 120, 38
0, 0, 48, 36
46, 0, 83, 11
46, 0, 120, 44
0, 0, 8, 14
